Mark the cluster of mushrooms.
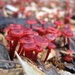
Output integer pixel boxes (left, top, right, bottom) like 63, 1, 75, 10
4, 18, 74, 64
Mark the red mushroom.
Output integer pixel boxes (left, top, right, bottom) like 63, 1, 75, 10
39, 20, 46, 28
62, 25, 73, 49
22, 43, 36, 59
33, 26, 47, 35
54, 20, 64, 29
9, 29, 23, 60
34, 35, 48, 48
27, 19, 37, 28
18, 36, 34, 55
63, 50, 73, 62
33, 46, 43, 61
9, 24, 22, 30
23, 28, 33, 36
45, 33, 57, 42
28, 31, 39, 37
46, 26, 58, 34
44, 42, 56, 62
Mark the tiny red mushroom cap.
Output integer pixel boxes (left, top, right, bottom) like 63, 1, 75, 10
46, 26, 58, 34
67, 50, 73, 55
20, 37, 34, 44
45, 34, 57, 42
64, 50, 73, 62
22, 42, 36, 59
23, 28, 33, 35
23, 43, 36, 51
62, 25, 73, 37
38, 27, 47, 34
29, 31, 39, 37
33, 26, 42, 30
35, 46, 43, 53
63, 30, 73, 37
27, 19, 37, 28
48, 42, 56, 49
63, 24, 71, 30
33, 26, 47, 35
64, 55, 73, 62
54, 21, 64, 26
27, 19, 37, 25
10, 29, 23, 37
9, 24, 22, 30
34, 35, 48, 47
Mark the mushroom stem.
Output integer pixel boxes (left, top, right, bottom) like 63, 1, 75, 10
9, 40, 18, 60
25, 51, 33, 59
67, 38, 70, 49
44, 47, 51, 62
33, 52, 38, 61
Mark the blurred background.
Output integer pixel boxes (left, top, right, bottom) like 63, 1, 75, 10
0, 0, 75, 22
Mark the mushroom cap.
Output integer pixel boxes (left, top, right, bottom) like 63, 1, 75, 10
48, 42, 56, 49
63, 50, 73, 62
23, 28, 33, 35
35, 46, 43, 53
9, 24, 22, 30
45, 33, 56, 41
29, 31, 39, 37
10, 29, 23, 37
33, 26, 45, 33
34, 35, 48, 47
20, 37, 34, 44
54, 20, 64, 26
64, 55, 73, 62
67, 50, 73, 55
62, 25, 73, 37
23, 43, 36, 51
35, 27, 46, 35
27, 19, 37, 25
46, 26, 58, 34
33, 26, 41, 30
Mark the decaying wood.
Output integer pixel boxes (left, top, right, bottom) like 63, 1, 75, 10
0, 68, 23, 75
50, 57, 65, 70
